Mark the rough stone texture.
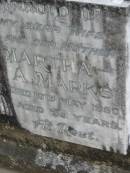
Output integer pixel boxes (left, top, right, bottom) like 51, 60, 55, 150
0, 0, 129, 154
0, 123, 129, 173
0, 0, 130, 172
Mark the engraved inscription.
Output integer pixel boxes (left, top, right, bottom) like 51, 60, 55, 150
0, 2, 128, 154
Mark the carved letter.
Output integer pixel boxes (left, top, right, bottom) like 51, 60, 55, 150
13, 66, 26, 82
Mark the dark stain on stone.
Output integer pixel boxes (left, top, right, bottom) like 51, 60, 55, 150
110, 147, 114, 153
56, 6, 60, 16
10, 0, 67, 8
0, 38, 20, 127
47, 64, 52, 74
68, 126, 77, 136
103, 7, 127, 118
20, 21, 26, 39
56, 165, 67, 173
70, 3, 82, 34
102, 145, 107, 151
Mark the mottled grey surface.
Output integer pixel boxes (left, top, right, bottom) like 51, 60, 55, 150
0, 0, 129, 154
0, 137, 129, 173
35, 149, 130, 173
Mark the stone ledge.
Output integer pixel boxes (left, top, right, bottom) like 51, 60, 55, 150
0, 120, 129, 172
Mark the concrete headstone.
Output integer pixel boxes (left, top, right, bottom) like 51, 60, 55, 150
0, 0, 130, 154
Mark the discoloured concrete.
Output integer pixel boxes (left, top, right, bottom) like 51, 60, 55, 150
0, 0, 129, 172
0, 0, 128, 154
0, 123, 129, 172
0, 0, 130, 173
0, 168, 20, 173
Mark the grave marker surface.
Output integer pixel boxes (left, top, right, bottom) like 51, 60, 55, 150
0, 0, 130, 154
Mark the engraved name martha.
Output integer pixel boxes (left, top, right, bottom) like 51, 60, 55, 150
0, 1, 128, 154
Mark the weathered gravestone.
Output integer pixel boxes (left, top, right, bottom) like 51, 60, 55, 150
0, 0, 130, 155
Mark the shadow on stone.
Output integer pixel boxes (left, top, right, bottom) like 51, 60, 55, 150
0, 37, 20, 127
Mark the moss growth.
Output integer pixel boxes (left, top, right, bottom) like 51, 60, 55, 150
0, 154, 57, 173
0, 122, 129, 171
